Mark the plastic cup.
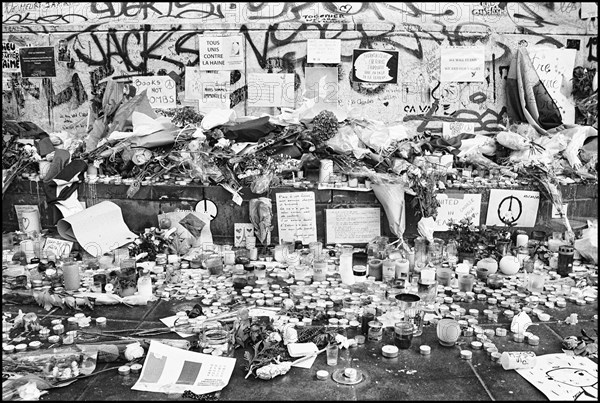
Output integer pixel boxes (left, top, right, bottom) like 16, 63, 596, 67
458, 274, 475, 292
326, 342, 339, 366
527, 271, 546, 293
394, 322, 414, 349
436, 267, 453, 286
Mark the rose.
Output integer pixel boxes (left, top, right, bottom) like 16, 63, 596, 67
124, 342, 145, 361
159, 217, 172, 229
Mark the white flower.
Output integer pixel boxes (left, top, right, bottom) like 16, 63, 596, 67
335, 334, 350, 349
124, 342, 145, 361
267, 331, 282, 343
215, 138, 231, 148
282, 324, 298, 345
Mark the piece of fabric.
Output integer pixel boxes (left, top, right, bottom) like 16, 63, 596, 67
506, 47, 563, 135
223, 116, 276, 142
43, 159, 87, 206
43, 149, 71, 183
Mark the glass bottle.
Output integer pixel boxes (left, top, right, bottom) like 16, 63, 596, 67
446, 239, 458, 267
137, 269, 153, 298
414, 237, 428, 272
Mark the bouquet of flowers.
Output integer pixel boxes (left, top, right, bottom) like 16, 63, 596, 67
2, 127, 41, 196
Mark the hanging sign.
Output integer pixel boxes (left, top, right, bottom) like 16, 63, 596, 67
434, 193, 482, 231
198, 35, 244, 71
351, 49, 398, 83
19, 46, 56, 78
276, 192, 317, 244
325, 208, 381, 244
307, 39, 341, 64
486, 189, 540, 227
131, 76, 176, 109
440, 46, 485, 82
3, 41, 20, 72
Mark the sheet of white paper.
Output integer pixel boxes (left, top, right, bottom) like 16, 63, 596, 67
247, 73, 295, 107
288, 342, 319, 369
197, 70, 231, 113
132, 76, 176, 109
276, 191, 317, 244
56, 201, 137, 257
440, 46, 485, 82
516, 353, 598, 401
55, 190, 85, 218
132, 340, 236, 395
581, 2, 598, 18
307, 39, 341, 64
198, 35, 244, 71
160, 315, 195, 338
485, 189, 540, 227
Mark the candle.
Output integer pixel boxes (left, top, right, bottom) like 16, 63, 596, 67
382, 259, 396, 282
516, 234, 529, 248
420, 268, 436, 284
407, 250, 415, 272
394, 259, 410, 280
368, 259, 383, 281
62, 262, 81, 291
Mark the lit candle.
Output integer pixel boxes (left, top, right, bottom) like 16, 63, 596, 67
368, 259, 383, 281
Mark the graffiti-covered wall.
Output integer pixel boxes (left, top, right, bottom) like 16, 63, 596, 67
2, 2, 598, 135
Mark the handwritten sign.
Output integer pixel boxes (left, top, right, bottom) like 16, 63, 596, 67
247, 73, 295, 107
440, 46, 485, 82
442, 121, 475, 139
486, 189, 540, 227
528, 47, 577, 124
43, 237, 73, 258
198, 35, 244, 71
132, 76, 176, 109
352, 49, 398, 83
14, 205, 40, 233
199, 71, 230, 111
3, 41, 20, 72
434, 193, 482, 231
276, 192, 317, 244
19, 46, 56, 78
325, 208, 381, 244
307, 39, 341, 64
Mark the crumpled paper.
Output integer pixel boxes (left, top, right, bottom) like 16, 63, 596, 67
510, 311, 533, 335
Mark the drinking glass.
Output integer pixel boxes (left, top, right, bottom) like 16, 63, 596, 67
394, 322, 414, 349
527, 270, 546, 293
326, 342, 338, 366
458, 273, 475, 292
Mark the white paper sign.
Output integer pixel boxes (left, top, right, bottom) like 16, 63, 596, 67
199, 71, 231, 111
442, 122, 475, 139
276, 191, 317, 244
516, 353, 598, 401
42, 237, 74, 258
132, 76, 176, 109
234, 223, 255, 247
486, 189, 540, 227
132, 340, 236, 396
3, 41, 20, 72
528, 48, 577, 124
435, 193, 482, 231
198, 35, 244, 71
14, 205, 40, 233
581, 2, 598, 19
307, 39, 341, 64
441, 46, 485, 82
247, 73, 295, 107
325, 208, 381, 244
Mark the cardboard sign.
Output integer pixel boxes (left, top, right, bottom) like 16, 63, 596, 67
325, 208, 381, 244
434, 193, 482, 231
440, 46, 485, 82
131, 76, 176, 109
43, 237, 73, 258
198, 35, 244, 71
352, 49, 398, 83
486, 189, 540, 227
276, 192, 317, 244
247, 73, 295, 107
19, 46, 56, 78
2, 41, 20, 72
307, 39, 341, 64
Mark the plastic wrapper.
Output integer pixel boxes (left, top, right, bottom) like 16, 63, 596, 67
325, 125, 370, 159
352, 120, 407, 154
250, 172, 274, 194
417, 216, 436, 244
371, 183, 406, 239
510, 311, 533, 335
456, 134, 497, 157
255, 361, 292, 380
223, 116, 276, 142
496, 130, 531, 150
249, 197, 273, 246
574, 220, 598, 264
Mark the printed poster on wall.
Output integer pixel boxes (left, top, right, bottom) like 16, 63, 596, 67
131, 76, 176, 109
351, 49, 398, 84
307, 39, 341, 64
19, 46, 56, 78
486, 189, 540, 227
276, 191, 317, 244
198, 35, 244, 71
325, 208, 380, 244
3, 41, 20, 72
247, 73, 295, 107
434, 193, 482, 231
527, 47, 577, 124
440, 46, 485, 82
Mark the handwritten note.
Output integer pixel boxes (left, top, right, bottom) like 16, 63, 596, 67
276, 192, 317, 244
132, 76, 176, 109
440, 46, 485, 82
247, 73, 295, 107
326, 208, 381, 244
43, 237, 73, 258
434, 193, 482, 231
307, 39, 341, 64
